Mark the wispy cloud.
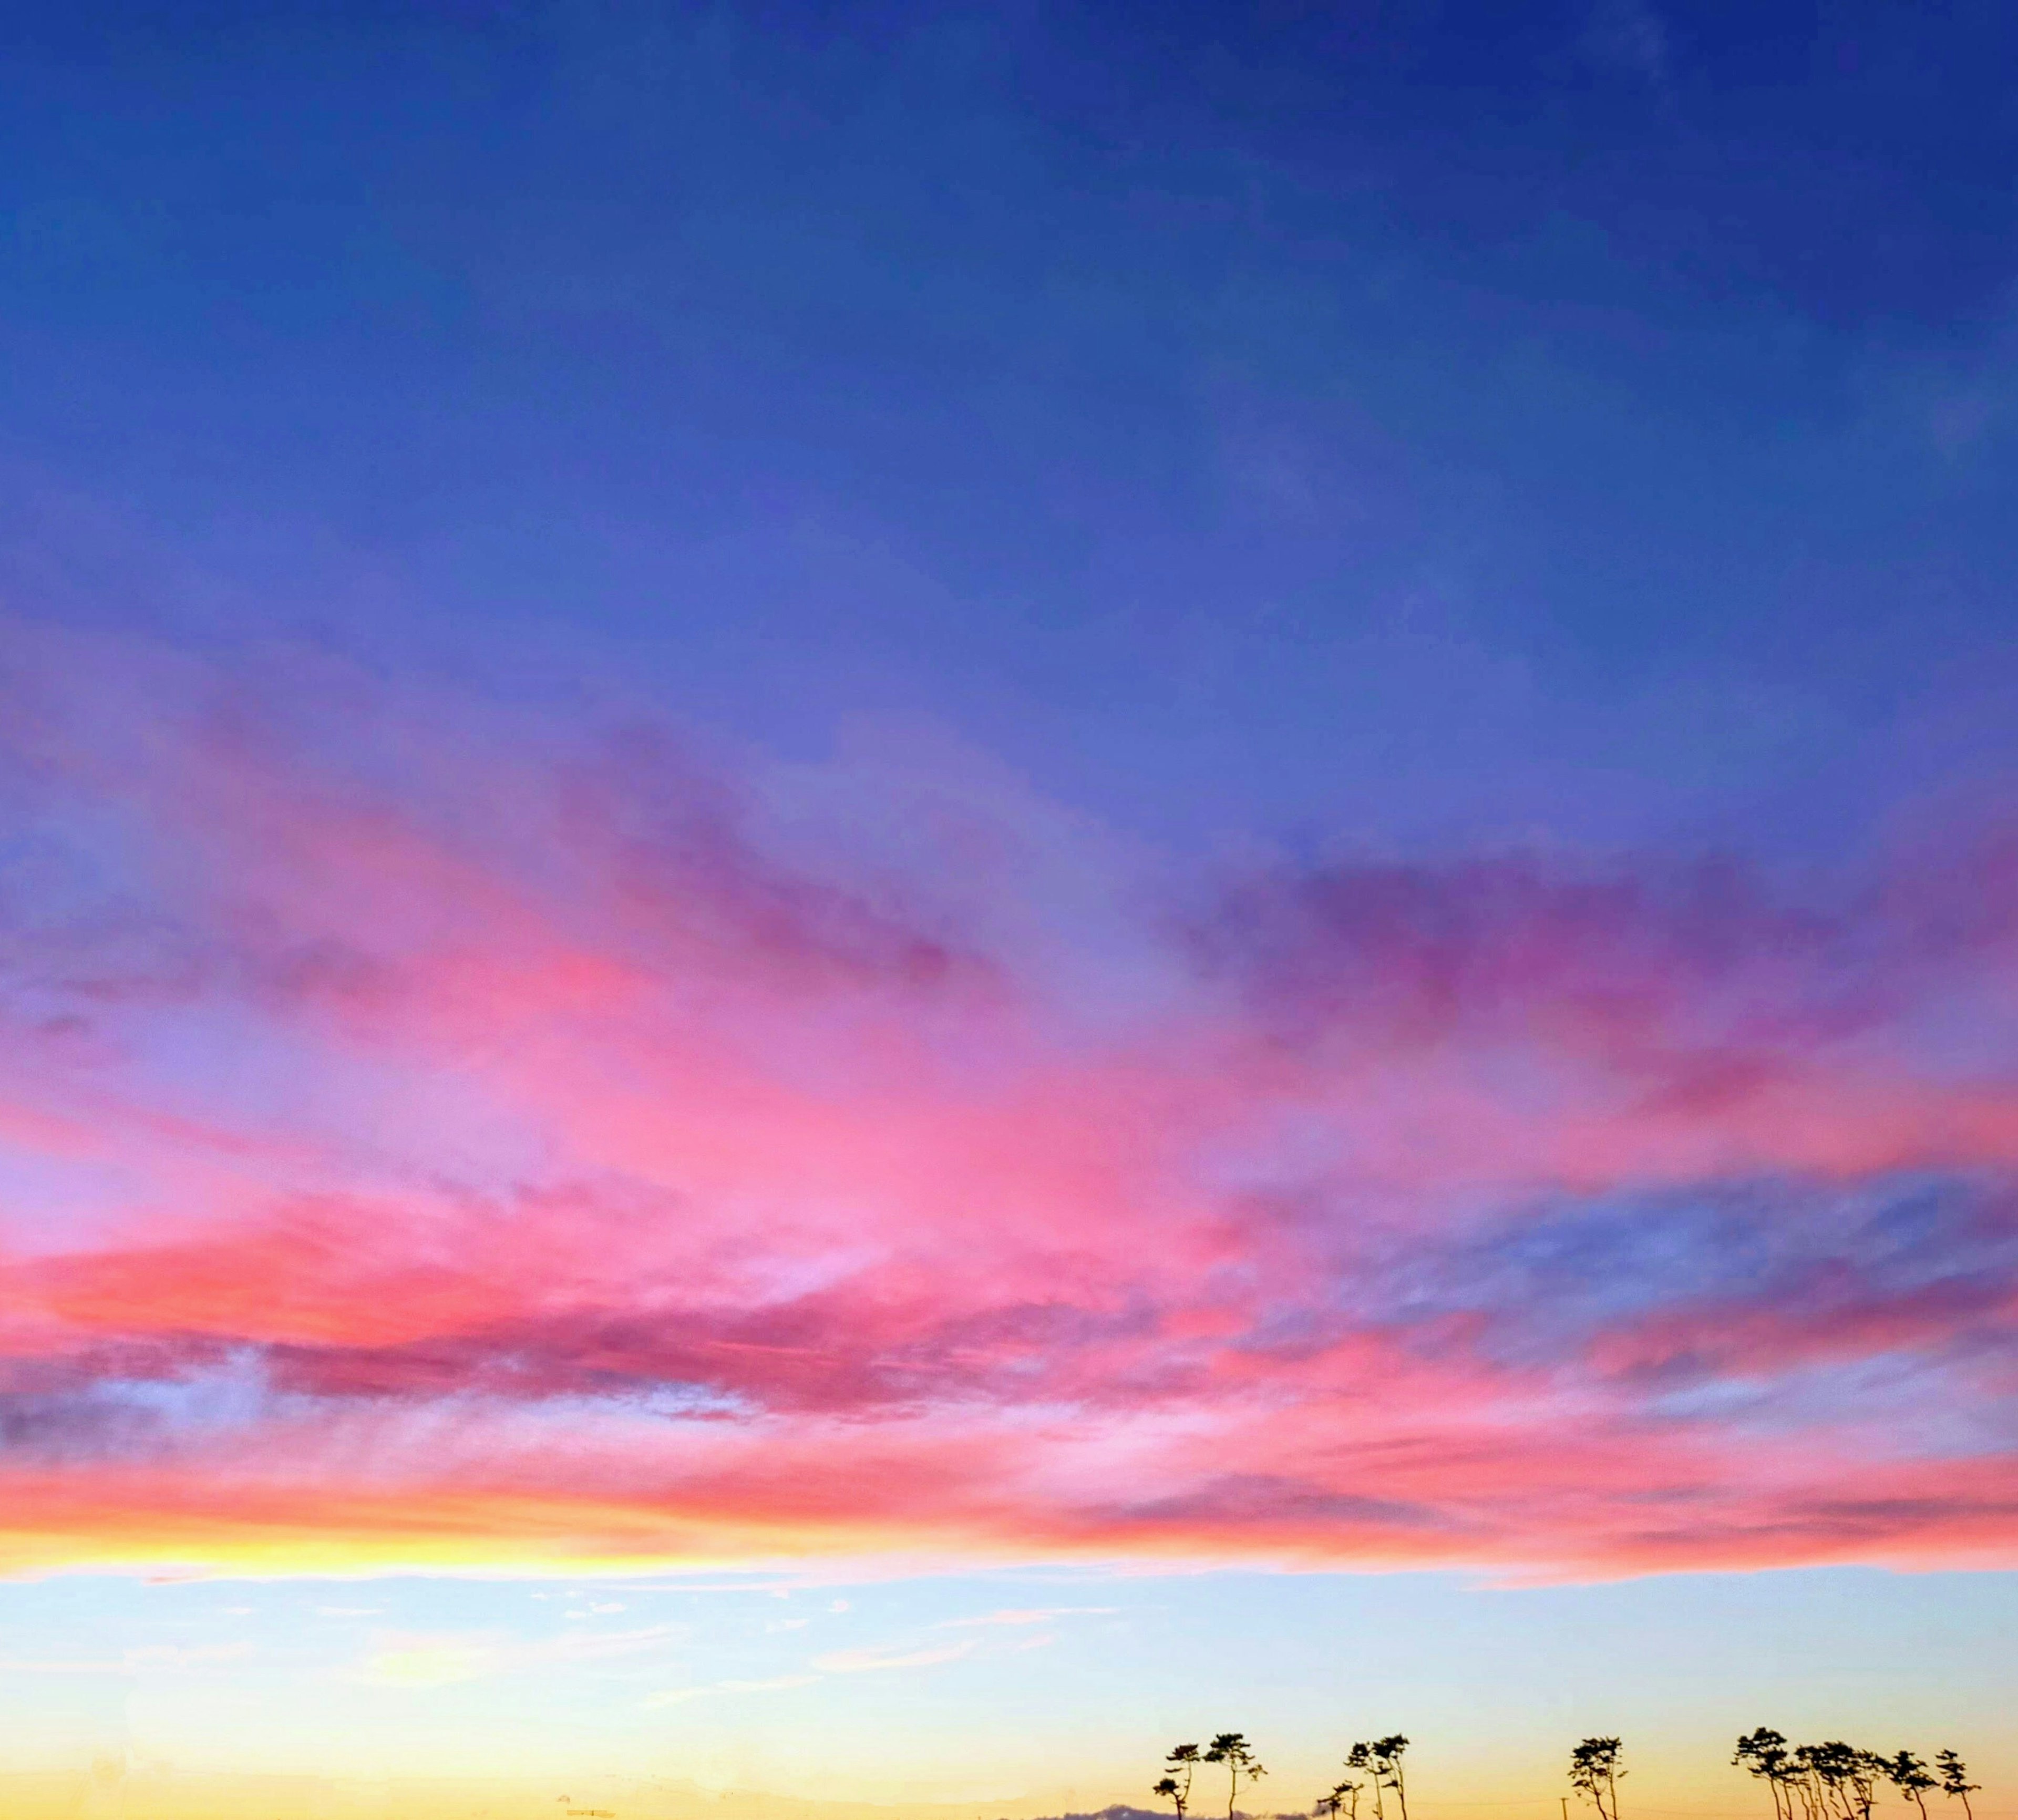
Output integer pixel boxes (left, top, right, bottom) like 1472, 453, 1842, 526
361, 1642, 499, 1687
0, 1642, 256, 1675
356, 1624, 683, 1686
938, 1607, 1116, 1628
811, 1639, 979, 1674
3, 627, 2018, 1582
642, 1673, 822, 1708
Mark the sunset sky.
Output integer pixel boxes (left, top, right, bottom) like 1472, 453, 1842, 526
3, 2, 2018, 1815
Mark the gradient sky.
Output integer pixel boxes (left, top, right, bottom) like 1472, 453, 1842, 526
3, 2, 2018, 1815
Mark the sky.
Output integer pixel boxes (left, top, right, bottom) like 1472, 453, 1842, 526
2, 1, 2018, 1815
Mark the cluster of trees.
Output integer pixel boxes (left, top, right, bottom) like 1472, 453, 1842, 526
1568, 1738, 1624, 1820
1321, 1736, 1410, 1820
1155, 1734, 1268, 1820
1152, 1735, 1409, 1820
1735, 1731, 1978, 1820
1145, 1731, 1982, 1820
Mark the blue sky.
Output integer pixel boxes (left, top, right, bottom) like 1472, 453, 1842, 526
5, 1, 2017, 855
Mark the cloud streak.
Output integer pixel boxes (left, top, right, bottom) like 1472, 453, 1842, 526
812, 1640, 979, 1673
1, 625, 2016, 1579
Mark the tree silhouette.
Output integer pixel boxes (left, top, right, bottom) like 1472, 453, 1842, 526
1158, 1744, 1202, 1820
1786, 1748, 1819, 1820
1737, 1729, 1796, 1820
1145, 1720, 1980, 1820
1569, 1737, 1625, 1820
1847, 1751, 1883, 1820
1800, 1741, 1879, 1820
1793, 1744, 1845, 1820
1373, 1736, 1411, 1820
1205, 1733, 1266, 1820
1887, 1752, 1938, 1820
1935, 1753, 1977, 1820
1346, 1744, 1384, 1820
1797, 1743, 1840, 1820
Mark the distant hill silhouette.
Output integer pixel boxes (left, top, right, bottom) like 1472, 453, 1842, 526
1014, 1807, 1306, 1820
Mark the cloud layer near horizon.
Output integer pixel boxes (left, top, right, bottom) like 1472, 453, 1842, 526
2, 626, 2016, 1580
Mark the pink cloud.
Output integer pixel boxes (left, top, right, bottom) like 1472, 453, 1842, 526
1, 624, 2016, 1579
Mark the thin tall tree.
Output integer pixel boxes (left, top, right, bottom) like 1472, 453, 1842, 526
1848, 1751, 1885, 1820
1806, 1741, 1874, 1820
1887, 1753, 1937, 1820
1347, 1744, 1384, 1820
1206, 1734, 1267, 1820
1794, 1745, 1840, 1820
1158, 1744, 1202, 1820
1374, 1736, 1412, 1820
1801, 1744, 1840, 1820
1737, 1730, 1795, 1820
1569, 1737, 1625, 1820
1775, 1746, 1810, 1820
1935, 1753, 1977, 1820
